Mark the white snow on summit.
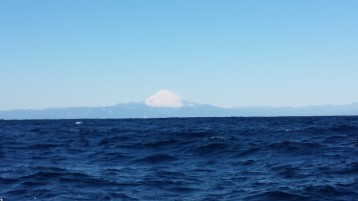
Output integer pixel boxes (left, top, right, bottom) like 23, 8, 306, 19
145, 89, 183, 108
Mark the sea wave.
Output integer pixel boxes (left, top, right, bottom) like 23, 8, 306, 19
1, 117, 358, 200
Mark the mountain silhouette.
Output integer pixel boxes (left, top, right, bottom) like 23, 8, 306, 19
1, 90, 358, 119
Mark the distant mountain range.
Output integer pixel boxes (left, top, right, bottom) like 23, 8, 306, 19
1, 90, 358, 119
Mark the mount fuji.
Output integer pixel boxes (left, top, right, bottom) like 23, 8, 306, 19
1, 89, 358, 119
145, 89, 185, 108
0, 90, 224, 119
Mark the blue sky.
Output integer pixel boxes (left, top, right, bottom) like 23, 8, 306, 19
1, 0, 358, 110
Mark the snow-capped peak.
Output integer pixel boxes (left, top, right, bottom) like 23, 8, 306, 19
145, 89, 183, 108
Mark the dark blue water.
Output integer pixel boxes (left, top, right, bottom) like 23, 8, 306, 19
1, 117, 358, 201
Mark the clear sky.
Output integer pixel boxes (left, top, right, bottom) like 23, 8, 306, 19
1, 0, 358, 110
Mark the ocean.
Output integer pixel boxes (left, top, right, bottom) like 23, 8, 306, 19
1, 117, 358, 201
